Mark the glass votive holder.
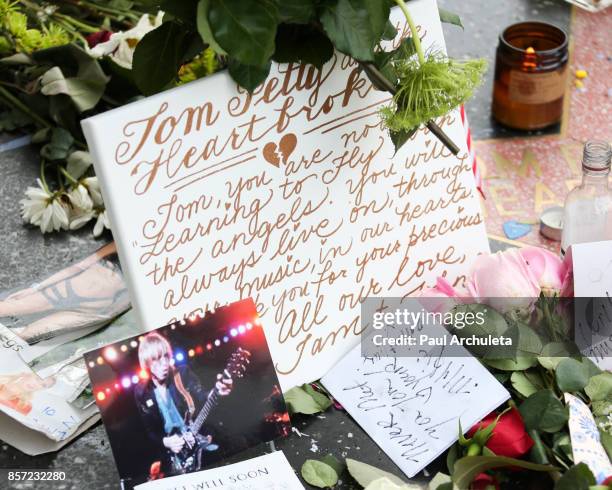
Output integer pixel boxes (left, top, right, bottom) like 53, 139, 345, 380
492, 21, 569, 130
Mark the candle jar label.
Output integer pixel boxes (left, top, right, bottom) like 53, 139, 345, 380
508, 69, 567, 105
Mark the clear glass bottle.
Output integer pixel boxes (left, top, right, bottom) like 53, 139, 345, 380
561, 140, 612, 255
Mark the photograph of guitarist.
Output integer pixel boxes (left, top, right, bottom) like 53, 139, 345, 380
134, 332, 233, 474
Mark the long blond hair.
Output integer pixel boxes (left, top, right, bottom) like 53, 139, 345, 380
138, 332, 173, 370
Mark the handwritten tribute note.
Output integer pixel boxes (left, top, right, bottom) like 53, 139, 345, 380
82, 0, 489, 391
321, 328, 509, 478
572, 240, 612, 371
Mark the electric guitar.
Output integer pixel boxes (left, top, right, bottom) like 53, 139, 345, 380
167, 347, 251, 475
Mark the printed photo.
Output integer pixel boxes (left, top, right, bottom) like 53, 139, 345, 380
85, 299, 290, 489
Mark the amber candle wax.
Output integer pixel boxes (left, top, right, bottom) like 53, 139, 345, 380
492, 21, 569, 130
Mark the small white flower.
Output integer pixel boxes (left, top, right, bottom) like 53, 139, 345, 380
67, 183, 94, 211
93, 208, 111, 237
20, 179, 69, 233
69, 208, 95, 230
82, 176, 103, 207
87, 12, 164, 69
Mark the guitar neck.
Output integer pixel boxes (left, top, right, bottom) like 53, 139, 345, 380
191, 388, 219, 434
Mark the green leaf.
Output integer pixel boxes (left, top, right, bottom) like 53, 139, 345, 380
446, 443, 459, 475
133, 20, 191, 95
390, 128, 417, 155
40, 127, 74, 161
538, 342, 580, 370
275, 0, 316, 24
346, 459, 407, 487
303, 384, 333, 411
600, 430, 612, 461
556, 358, 590, 393
40, 66, 107, 112
452, 455, 556, 489
585, 372, 612, 402
301, 459, 338, 488
161, 0, 199, 25
554, 463, 596, 490
66, 151, 93, 180
381, 20, 398, 41
321, 454, 344, 477
228, 60, 271, 93
438, 8, 463, 29
484, 357, 538, 371
196, 0, 227, 55
428, 472, 451, 490
31, 128, 51, 144
273, 24, 334, 69
208, 0, 278, 67
519, 390, 568, 433
321, 0, 391, 62
511, 371, 544, 398
284, 384, 331, 415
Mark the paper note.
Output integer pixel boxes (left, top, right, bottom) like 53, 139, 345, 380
572, 240, 612, 370
565, 393, 612, 484
321, 327, 509, 478
135, 451, 304, 490
82, 0, 489, 391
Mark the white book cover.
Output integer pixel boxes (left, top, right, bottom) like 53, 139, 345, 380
82, 0, 490, 392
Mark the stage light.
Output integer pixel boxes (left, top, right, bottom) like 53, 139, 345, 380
132, 375, 139, 384
88, 361, 95, 368
238, 325, 246, 334
120, 345, 128, 352
130, 340, 138, 348
104, 347, 118, 362
121, 377, 131, 388
170, 324, 176, 330
206, 343, 212, 351
214, 339, 221, 347
188, 349, 195, 357
230, 328, 238, 337
175, 352, 185, 362
139, 369, 148, 380
180, 319, 186, 325
254, 317, 261, 326
246, 322, 253, 330
105, 388, 111, 394
223, 336, 229, 343
96, 356, 104, 365
195, 346, 203, 355
114, 383, 120, 390
96, 392, 106, 402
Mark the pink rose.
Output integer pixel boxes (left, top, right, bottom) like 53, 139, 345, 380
419, 277, 472, 313
467, 249, 541, 313
518, 246, 568, 296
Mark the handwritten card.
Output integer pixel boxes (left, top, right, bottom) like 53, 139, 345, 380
82, 0, 489, 391
565, 393, 612, 484
572, 240, 612, 370
321, 327, 509, 478
135, 451, 304, 490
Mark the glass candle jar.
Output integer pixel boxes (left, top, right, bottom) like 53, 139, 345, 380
492, 21, 569, 130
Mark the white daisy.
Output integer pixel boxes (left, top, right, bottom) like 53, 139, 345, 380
20, 179, 70, 233
67, 182, 94, 211
93, 208, 110, 237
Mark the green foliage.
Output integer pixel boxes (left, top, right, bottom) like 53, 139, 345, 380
320, 0, 391, 62
227, 60, 271, 92
519, 390, 568, 433
346, 458, 407, 487
301, 459, 339, 488
585, 372, 612, 402
133, 21, 192, 95
284, 384, 332, 415
452, 455, 556, 489
273, 24, 334, 69
554, 463, 596, 490
555, 358, 591, 393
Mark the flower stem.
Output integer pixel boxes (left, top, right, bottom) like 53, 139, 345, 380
59, 166, 78, 186
0, 85, 52, 129
40, 159, 50, 193
394, 0, 426, 66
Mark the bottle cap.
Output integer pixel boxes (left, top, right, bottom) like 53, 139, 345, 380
540, 206, 564, 241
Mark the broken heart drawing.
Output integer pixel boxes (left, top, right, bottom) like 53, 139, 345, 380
262, 133, 297, 167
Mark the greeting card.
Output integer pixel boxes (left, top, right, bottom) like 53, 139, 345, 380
82, 0, 489, 391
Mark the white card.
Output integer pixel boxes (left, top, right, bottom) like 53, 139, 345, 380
135, 451, 304, 490
572, 240, 612, 370
82, 0, 489, 391
565, 393, 612, 484
321, 327, 509, 478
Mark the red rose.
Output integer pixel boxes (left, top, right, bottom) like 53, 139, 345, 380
471, 472, 500, 490
86, 30, 112, 48
468, 408, 534, 458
